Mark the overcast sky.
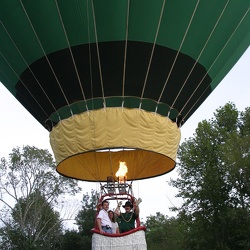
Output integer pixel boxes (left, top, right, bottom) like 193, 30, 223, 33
0, 47, 249, 224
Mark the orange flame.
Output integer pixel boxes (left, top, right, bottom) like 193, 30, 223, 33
115, 161, 128, 183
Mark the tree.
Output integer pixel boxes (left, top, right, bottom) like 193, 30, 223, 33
75, 189, 99, 250
1, 191, 63, 249
0, 145, 81, 249
145, 212, 183, 250
170, 103, 250, 249
60, 230, 85, 250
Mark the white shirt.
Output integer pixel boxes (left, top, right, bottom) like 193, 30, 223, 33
111, 222, 119, 234
97, 209, 112, 227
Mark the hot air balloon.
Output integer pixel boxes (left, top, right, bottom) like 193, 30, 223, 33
0, 0, 249, 248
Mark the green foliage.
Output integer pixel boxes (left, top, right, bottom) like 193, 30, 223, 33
74, 190, 99, 249
145, 212, 183, 250
60, 230, 85, 250
0, 192, 63, 249
170, 103, 250, 249
10, 191, 62, 249
0, 145, 81, 249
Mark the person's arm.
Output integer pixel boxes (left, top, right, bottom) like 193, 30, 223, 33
116, 222, 120, 234
114, 201, 122, 216
133, 201, 140, 216
96, 218, 104, 234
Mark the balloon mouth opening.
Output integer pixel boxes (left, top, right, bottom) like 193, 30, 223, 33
56, 148, 176, 182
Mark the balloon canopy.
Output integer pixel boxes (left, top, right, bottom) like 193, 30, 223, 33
0, 0, 249, 181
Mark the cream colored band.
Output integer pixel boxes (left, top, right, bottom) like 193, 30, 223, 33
50, 107, 181, 181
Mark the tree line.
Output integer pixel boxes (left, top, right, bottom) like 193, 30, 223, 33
0, 102, 249, 249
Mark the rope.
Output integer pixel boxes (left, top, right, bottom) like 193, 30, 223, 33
141, 0, 166, 100
157, 0, 200, 103
0, 52, 50, 119
0, 20, 56, 118
122, 0, 130, 98
91, 0, 106, 108
171, 0, 229, 109
19, 0, 70, 110
109, 149, 114, 177
182, 6, 250, 122
54, 0, 87, 102
89, 0, 102, 182
86, 0, 92, 114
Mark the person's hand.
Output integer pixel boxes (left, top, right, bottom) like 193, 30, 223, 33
136, 198, 142, 206
100, 229, 104, 234
118, 201, 122, 207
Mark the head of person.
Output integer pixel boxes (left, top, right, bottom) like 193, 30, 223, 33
122, 201, 133, 213
102, 200, 109, 211
108, 210, 116, 222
